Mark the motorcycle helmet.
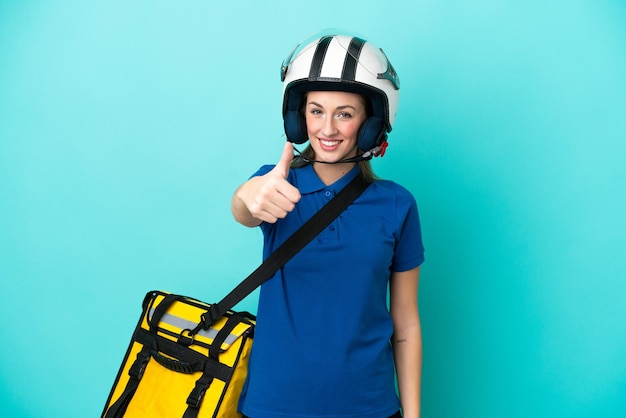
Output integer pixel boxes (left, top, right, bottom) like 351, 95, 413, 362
281, 31, 400, 155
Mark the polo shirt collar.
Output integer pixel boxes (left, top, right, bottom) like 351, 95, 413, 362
294, 164, 361, 195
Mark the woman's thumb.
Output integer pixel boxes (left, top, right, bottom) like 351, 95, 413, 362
273, 141, 294, 179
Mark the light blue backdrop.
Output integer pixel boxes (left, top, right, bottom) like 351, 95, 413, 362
1, 1, 625, 417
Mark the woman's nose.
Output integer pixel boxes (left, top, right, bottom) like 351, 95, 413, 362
322, 117, 338, 136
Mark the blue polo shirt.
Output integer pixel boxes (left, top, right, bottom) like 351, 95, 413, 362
239, 163, 424, 418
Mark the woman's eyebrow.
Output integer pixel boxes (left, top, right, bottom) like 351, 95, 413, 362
307, 101, 356, 110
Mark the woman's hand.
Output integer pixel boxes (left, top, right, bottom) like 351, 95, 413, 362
231, 142, 301, 227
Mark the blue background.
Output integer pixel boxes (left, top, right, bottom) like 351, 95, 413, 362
1, 1, 625, 417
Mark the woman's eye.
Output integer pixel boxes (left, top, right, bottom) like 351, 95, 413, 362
338, 112, 352, 119
309, 109, 322, 115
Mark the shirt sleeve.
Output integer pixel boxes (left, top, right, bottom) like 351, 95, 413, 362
391, 188, 425, 272
251, 164, 275, 178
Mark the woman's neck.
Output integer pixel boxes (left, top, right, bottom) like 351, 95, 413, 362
313, 161, 357, 186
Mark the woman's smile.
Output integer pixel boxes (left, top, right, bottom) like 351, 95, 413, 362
318, 138, 343, 150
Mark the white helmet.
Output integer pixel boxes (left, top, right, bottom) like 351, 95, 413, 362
281, 31, 400, 154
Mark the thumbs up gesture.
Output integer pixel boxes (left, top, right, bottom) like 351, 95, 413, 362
232, 142, 302, 226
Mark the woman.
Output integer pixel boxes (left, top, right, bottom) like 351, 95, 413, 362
231, 32, 425, 418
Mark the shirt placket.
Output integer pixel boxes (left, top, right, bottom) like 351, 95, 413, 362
321, 189, 340, 240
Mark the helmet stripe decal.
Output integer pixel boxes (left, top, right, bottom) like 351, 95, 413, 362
309, 36, 333, 80
342, 37, 365, 82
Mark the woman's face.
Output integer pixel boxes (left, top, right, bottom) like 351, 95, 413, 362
304, 91, 368, 163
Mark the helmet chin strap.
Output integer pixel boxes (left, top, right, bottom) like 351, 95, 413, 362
292, 141, 388, 165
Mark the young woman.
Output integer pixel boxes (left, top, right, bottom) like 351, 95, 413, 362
231, 32, 425, 418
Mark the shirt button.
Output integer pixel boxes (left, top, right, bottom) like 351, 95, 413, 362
324, 191, 332, 197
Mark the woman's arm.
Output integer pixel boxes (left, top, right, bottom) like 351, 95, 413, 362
390, 266, 422, 418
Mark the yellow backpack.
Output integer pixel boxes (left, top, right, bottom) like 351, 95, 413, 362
102, 291, 254, 418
